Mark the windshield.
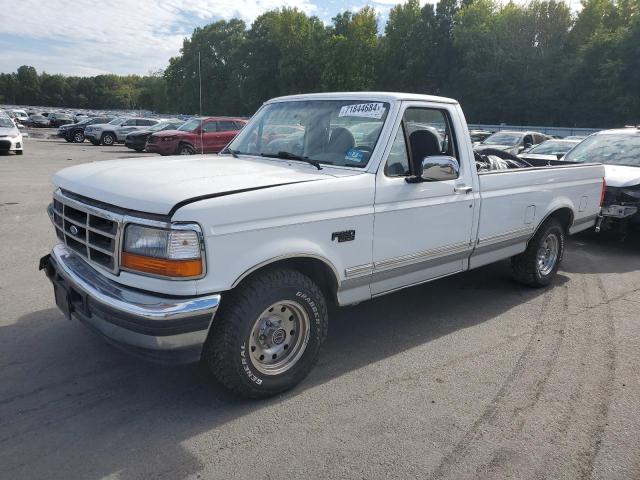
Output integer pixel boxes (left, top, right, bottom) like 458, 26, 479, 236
0, 118, 15, 128
178, 118, 200, 131
154, 121, 182, 131
31, 115, 45, 120
482, 132, 522, 146
108, 118, 127, 125
528, 140, 577, 155
564, 133, 640, 167
227, 99, 390, 168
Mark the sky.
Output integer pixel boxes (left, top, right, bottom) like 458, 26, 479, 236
0, 0, 436, 77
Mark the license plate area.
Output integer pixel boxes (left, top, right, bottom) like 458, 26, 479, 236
54, 284, 72, 320
601, 204, 638, 218
52, 274, 88, 320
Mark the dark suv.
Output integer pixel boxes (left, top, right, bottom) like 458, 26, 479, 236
57, 116, 114, 143
48, 113, 75, 128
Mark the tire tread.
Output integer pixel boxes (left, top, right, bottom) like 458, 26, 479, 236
204, 268, 327, 399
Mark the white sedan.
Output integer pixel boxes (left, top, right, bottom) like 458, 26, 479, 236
0, 116, 24, 155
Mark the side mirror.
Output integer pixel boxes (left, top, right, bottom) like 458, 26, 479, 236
524, 143, 533, 149
420, 155, 460, 181
556, 153, 564, 160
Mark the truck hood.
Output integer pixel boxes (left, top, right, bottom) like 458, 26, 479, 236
53, 155, 339, 215
604, 164, 640, 188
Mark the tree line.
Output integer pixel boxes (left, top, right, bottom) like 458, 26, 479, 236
1, 0, 638, 127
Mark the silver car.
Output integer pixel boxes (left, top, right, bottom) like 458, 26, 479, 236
85, 117, 159, 146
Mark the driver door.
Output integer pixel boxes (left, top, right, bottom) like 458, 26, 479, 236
371, 103, 476, 295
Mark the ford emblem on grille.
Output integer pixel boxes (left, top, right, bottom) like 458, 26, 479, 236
69, 225, 79, 235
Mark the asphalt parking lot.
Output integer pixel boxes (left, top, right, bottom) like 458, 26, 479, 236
1, 132, 639, 480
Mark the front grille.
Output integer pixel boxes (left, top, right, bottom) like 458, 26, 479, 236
51, 192, 122, 273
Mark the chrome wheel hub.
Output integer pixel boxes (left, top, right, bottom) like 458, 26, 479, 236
249, 300, 310, 376
537, 233, 559, 276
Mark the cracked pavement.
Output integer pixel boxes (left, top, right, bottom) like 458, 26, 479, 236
1, 135, 639, 479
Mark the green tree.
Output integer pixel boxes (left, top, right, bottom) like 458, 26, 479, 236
322, 7, 378, 91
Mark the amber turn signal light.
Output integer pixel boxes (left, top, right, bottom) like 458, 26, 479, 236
121, 252, 202, 278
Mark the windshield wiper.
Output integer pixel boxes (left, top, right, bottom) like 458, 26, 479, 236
260, 151, 322, 170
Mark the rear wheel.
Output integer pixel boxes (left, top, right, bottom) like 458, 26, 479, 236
15, 150, 23, 155
90, 139, 100, 146
177, 143, 195, 155
101, 132, 115, 146
73, 131, 85, 143
511, 217, 565, 287
203, 268, 328, 398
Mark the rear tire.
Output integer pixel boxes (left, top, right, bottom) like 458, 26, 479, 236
90, 140, 100, 146
511, 217, 565, 287
134, 147, 144, 152
15, 150, 23, 155
203, 268, 328, 399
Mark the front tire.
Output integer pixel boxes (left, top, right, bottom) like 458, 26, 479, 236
101, 132, 115, 146
73, 131, 85, 143
177, 143, 195, 155
511, 217, 565, 287
203, 268, 328, 398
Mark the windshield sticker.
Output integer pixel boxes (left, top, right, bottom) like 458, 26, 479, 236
345, 148, 365, 163
339, 103, 385, 119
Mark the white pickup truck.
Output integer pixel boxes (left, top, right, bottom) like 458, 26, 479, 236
40, 92, 605, 398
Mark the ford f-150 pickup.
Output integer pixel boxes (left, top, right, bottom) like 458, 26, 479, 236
40, 92, 605, 398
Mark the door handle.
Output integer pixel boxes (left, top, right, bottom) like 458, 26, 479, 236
454, 185, 473, 194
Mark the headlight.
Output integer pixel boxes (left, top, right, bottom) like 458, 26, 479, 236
121, 223, 204, 278
162, 136, 175, 142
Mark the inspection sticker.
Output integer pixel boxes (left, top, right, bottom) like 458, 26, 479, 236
344, 148, 366, 163
338, 103, 385, 119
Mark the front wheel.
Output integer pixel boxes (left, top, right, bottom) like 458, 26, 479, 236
511, 217, 565, 287
177, 143, 195, 155
73, 131, 85, 143
203, 268, 328, 398
101, 132, 115, 146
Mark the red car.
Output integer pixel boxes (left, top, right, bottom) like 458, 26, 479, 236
146, 117, 246, 155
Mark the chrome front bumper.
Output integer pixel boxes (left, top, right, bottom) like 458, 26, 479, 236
40, 244, 221, 364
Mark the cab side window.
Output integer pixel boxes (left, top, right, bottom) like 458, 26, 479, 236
385, 107, 458, 177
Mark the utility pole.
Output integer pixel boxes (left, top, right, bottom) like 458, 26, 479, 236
199, 50, 203, 154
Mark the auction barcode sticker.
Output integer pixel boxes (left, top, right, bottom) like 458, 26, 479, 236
338, 103, 385, 119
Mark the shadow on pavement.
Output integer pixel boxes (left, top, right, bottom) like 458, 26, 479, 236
563, 231, 640, 274
14, 239, 636, 478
